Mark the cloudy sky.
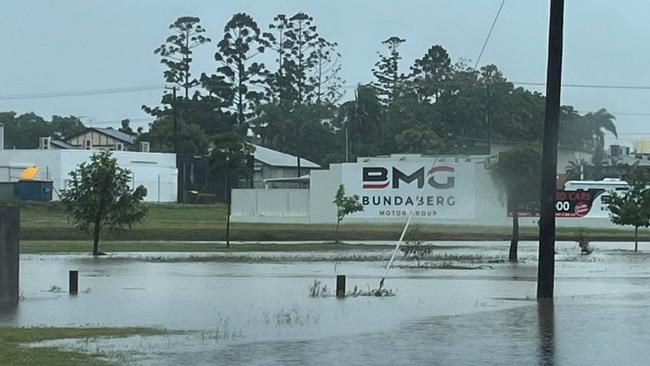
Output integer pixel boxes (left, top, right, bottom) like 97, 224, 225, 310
1, 0, 649, 146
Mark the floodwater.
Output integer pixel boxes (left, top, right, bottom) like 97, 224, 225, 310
3, 240, 650, 365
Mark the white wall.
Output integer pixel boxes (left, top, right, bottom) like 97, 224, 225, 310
231, 188, 310, 223
231, 154, 619, 229
0, 149, 177, 202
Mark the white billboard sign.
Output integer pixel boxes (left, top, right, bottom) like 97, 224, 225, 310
341, 161, 476, 219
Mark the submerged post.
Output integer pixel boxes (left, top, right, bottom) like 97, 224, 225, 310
69, 270, 78, 295
0, 206, 19, 308
537, 0, 565, 299
336, 275, 346, 298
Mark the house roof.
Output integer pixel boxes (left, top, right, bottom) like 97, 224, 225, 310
252, 144, 320, 169
68, 127, 135, 145
50, 139, 75, 149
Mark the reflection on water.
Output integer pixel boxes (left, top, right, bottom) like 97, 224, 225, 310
537, 300, 555, 366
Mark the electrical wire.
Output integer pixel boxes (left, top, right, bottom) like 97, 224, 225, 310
0, 85, 162, 100
474, 0, 507, 69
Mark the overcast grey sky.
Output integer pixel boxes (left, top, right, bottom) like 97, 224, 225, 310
1, 0, 649, 146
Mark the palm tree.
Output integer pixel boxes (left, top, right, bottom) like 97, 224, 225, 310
584, 109, 617, 179
566, 159, 591, 180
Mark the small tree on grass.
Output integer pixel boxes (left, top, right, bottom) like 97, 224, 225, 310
492, 145, 542, 263
333, 184, 363, 244
401, 227, 431, 267
210, 132, 254, 248
61, 151, 148, 255
608, 168, 650, 252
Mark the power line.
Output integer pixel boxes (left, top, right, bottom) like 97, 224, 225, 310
474, 0, 507, 69
513, 81, 650, 90
8, 79, 650, 102
0, 85, 162, 100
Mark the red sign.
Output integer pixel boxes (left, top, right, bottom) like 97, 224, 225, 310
508, 189, 603, 218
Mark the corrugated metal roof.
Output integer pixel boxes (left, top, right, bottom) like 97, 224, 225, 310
92, 127, 135, 144
67, 127, 135, 144
50, 140, 75, 149
253, 144, 320, 168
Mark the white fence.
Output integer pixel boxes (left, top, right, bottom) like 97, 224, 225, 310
231, 189, 310, 223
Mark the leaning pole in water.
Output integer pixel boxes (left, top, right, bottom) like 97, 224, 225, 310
537, 0, 564, 299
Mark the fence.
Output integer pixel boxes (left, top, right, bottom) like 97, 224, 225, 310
231, 189, 310, 223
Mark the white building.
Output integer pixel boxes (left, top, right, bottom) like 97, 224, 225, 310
0, 149, 177, 202
231, 153, 618, 229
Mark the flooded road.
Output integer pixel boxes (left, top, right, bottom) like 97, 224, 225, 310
3, 240, 650, 365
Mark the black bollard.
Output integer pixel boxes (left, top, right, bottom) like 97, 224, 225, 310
69, 270, 78, 295
336, 275, 346, 298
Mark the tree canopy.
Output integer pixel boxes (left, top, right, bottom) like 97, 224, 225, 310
1, 12, 618, 171
60, 151, 148, 255
608, 168, 650, 252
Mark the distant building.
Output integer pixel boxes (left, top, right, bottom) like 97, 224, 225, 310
252, 144, 320, 188
610, 144, 631, 158
632, 140, 650, 154
66, 127, 135, 151
0, 149, 177, 202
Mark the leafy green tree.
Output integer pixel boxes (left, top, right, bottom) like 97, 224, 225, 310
372, 36, 406, 106
395, 126, 445, 153
608, 168, 650, 252
492, 145, 542, 262
279, 12, 319, 104
118, 119, 135, 136
144, 17, 218, 154
207, 13, 269, 126
0, 112, 88, 148
0, 112, 51, 148
311, 37, 343, 104
401, 228, 431, 267
51, 115, 86, 140
155, 16, 211, 99
137, 116, 209, 155
262, 13, 337, 173
60, 151, 148, 255
333, 184, 364, 244
210, 132, 254, 248
334, 84, 384, 161
410, 45, 452, 102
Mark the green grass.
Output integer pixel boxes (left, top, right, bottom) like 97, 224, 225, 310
14, 201, 650, 243
20, 241, 396, 254
0, 326, 166, 366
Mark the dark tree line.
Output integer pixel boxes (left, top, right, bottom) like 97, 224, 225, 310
140, 13, 616, 172
1, 12, 616, 173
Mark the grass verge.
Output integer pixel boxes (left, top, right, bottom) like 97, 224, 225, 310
0, 326, 166, 366
20, 241, 396, 254
14, 201, 650, 242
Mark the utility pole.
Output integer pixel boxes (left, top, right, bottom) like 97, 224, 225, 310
296, 117, 302, 177
537, 0, 564, 299
224, 162, 231, 249
171, 87, 179, 155
167, 86, 182, 203
345, 124, 350, 163
485, 83, 492, 155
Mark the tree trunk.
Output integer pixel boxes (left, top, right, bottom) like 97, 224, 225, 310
92, 219, 101, 256
225, 173, 231, 249
635, 225, 639, 252
509, 211, 519, 262
335, 220, 340, 244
